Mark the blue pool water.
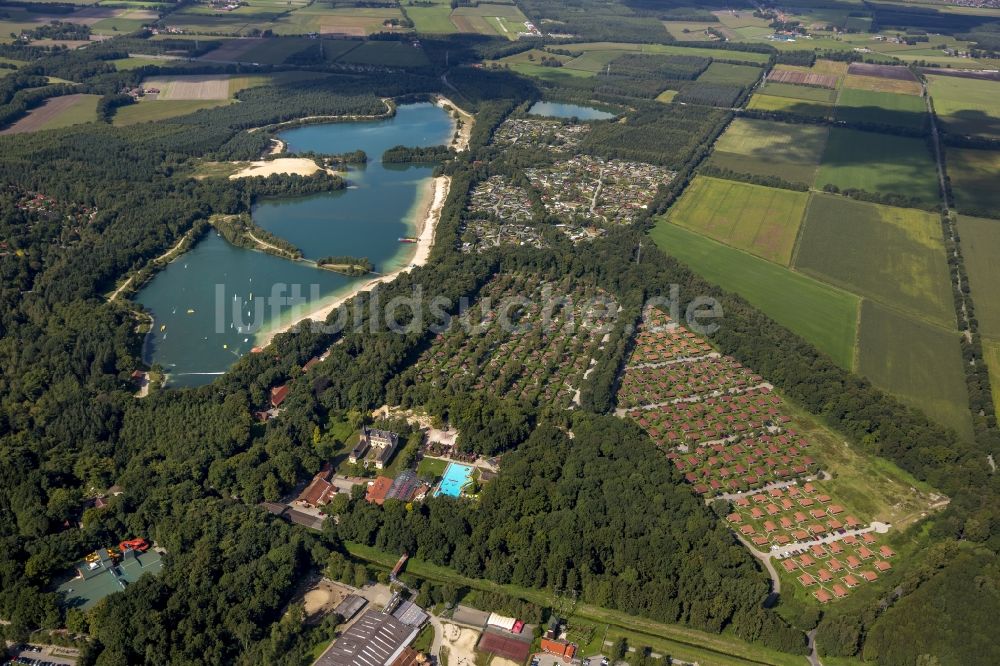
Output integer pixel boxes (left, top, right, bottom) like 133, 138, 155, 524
436, 463, 474, 497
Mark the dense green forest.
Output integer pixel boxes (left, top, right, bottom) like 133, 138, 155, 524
0, 19, 997, 666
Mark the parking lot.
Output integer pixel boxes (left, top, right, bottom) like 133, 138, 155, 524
6, 643, 79, 666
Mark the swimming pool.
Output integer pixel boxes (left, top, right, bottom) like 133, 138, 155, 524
435, 462, 474, 498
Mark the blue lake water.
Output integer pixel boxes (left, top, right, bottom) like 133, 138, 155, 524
135, 103, 454, 386
527, 101, 614, 120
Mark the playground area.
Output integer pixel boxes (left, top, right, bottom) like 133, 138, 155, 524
440, 623, 481, 666
55, 548, 164, 610
300, 578, 353, 623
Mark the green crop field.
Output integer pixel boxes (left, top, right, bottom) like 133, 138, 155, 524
37, 94, 100, 130
816, 128, 939, 202
746, 93, 832, 119
555, 42, 770, 64
956, 215, 1000, 338
406, 2, 456, 34
339, 41, 429, 67
696, 62, 762, 86
650, 220, 860, 368
237, 38, 315, 65
794, 195, 953, 325
707, 118, 828, 183
667, 176, 808, 265
757, 81, 838, 103
946, 147, 1000, 216
112, 99, 232, 126
927, 73, 1000, 139
857, 300, 973, 441
663, 21, 724, 41
834, 88, 927, 130
983, 338, 1000, 417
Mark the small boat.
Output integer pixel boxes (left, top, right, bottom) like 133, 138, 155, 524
223, 344, 228, 349
186, 309, 195, 314
243, 338, 248, 343
398, 237, 417, 243
160, 324, 166, 332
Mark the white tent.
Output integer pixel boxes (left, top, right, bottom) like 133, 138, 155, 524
486, 612, 518, 632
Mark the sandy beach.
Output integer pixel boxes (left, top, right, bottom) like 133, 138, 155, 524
229, 157, 335, 179
255, 174, 452, 347
436, 96, 473, 151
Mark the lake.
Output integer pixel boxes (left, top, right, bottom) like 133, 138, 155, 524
135, 102, 454, 386
527, 101, 614, 120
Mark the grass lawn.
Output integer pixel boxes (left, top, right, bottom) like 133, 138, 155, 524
746, 93, 832, 119
345, 542, 806, 666
982, 338, 1000, 417
707, 117, 828, 183
112, 99, 232, 125
956, 215, 1000, 338
667, 176, 809, 265
507, 62, 594, 84
227, 70, 329, 95
927, 73, 1000, 139
649, 220, 860, 369
833, 88, 927, 130
815, 128, 939, 203
794, 195, 953, 325
946, 147, 1000, 217
696, 62, 762, 86
856, 300, 973, 441
416, 456, 448, 480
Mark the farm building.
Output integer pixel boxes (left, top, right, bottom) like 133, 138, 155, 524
296, 463, 338, 509
540, 635, 577, 661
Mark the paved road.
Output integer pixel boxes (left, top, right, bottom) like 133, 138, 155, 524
807, 629, 823, 666
737, 534, 781, 597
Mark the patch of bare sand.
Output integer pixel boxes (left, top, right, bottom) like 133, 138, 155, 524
441, 623, 481, 666
228, 157, 331, 179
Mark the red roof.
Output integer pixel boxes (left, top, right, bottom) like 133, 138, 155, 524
366, 476, 394, 505
270, 384, 290, 408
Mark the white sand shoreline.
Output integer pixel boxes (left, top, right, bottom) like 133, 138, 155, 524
254, 174, 452, 347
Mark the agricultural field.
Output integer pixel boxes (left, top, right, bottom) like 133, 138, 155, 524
555, 41, 771, 65
294, 6, 404, 36
667, 176, 808, 265
945, 147, 1000, 216
983, 339, 1000, 416
662, 21, 728, 42
842, 73, 922, 96
649, 221, 860, 369
746, 93, 832, 120
404, 0, 456, 34
143, 75, 231, 100
112, 99, 232, 126
793, 195, 953, 325
833, 88, 927, 130
955, 215, 1000, 338
655, 90, 677, 103
707, 118, 829, 184
339, 41, 428, 67
755, 81, 838, 103
227, 70, 330, 95
201, 37, 316, 65
0, 94, 100, 135
696, 62, 762, 86
815, 128, 939, 202
856, 300, 973, 441
451, 3, 528, 39
927, 73, 1000, 139
110, 56, 183, 70
409, 273, 616, 410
